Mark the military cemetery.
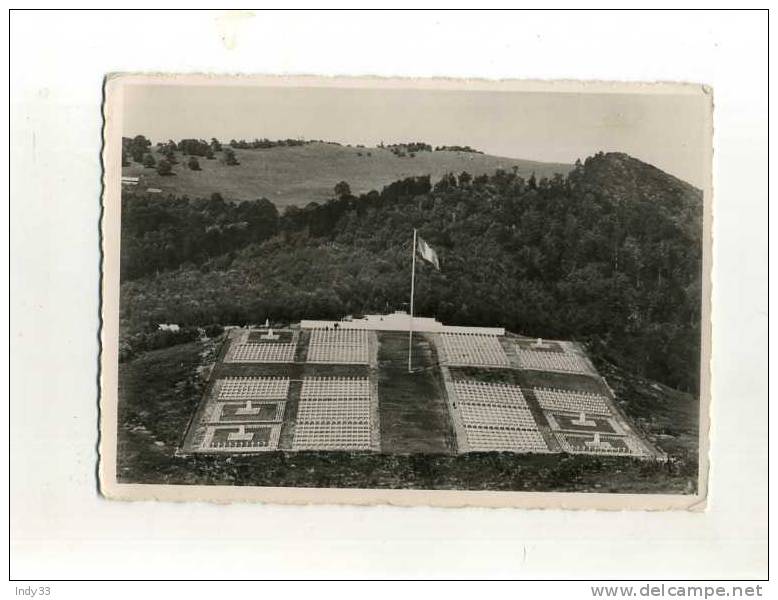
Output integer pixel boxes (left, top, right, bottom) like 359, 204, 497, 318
180, 314, 662, 460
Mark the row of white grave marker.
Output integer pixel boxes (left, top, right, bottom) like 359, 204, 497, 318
436, 334, 593, 375
210, 401, 286, 423
227, 329, 371, 365
453, 381, 530, 408
300, 376, 371, 399
225, 329, 592, 373
459, 403, 539, 430
202, 423, 282, 452
532, 387, 646, 456
295, 397, 371, 423
451, 380, 549, 453
292, 376, 373, 451
202, 377, 290, 450
465, 427, 549, 453
227, 342, 296, 363
306, 328, 369, 364
554, 431, 643, 456
515, 347, 591, 374
533, 387, 611, 416
217, 376, 290, 400
438, 333, 511, 367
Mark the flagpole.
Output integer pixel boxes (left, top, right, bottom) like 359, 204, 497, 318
408, 228, 417, 373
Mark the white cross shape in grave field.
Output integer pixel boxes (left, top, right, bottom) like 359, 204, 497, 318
228, 425, 254, 441
235, 400, 261, 416
584, 432, 612, 449
262, 327, 279, 340
572, 411, 597, 427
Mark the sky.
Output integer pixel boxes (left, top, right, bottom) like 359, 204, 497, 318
122, 83, 709, 187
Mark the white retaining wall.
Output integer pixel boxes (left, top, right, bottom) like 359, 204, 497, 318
301, 312, 504, 335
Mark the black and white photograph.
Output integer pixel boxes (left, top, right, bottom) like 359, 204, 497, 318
101, 76, 710, 507
11, 7, 768, 584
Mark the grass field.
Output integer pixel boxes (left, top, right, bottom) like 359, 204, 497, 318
117, 340, 211, 482
122, 142, 573, 207
594, 357, 699, 460
376, 332, 456, 454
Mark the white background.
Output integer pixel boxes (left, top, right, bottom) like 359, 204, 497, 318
7, 8, 769, 583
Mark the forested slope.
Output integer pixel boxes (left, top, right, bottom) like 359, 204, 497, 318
120, 152, 703, 392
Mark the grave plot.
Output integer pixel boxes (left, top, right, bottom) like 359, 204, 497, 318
516, 347, 592, 374
451, 381, 549, 453
212, 377, 289, 423
453, 381, 530, 408
306, 329, 369, 364
226, 342, 296, 363
292, 377, 373, 450
292, 422, 372, 450
465, 427, 549, 453
438, 333, 510, 367
247, 330, 295, 344
216, 377, 290, 401
459, 402, 539, 430
209, 401, 285, 423
300, 376, 371, 398
554, 431, 645, 456
295, 397, 370, 422
544, 411, 621, 434
201, 424, 281, 452
535, 387, 645, 456
533, 387, 611, 416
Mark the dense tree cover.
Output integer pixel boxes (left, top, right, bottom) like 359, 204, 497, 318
120, 193, 279, 280
384, 142, 432, 156
154, 141, 179, 165
156, 140, 177, 153
434, 145, 483, 153
120, 152, 702, 392
178, 138, 212, 156
122, 134, 152, 163
229, 138, 309, 149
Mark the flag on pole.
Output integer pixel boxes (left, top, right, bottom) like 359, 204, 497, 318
416, 235, 440, 270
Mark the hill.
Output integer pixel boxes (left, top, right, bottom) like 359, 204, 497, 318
120, 151, 703, 394
121, 141, 572, 207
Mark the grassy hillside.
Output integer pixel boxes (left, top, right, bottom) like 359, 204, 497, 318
122, 142, 572, 207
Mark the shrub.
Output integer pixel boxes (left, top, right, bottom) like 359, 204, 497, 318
334, 181, 351, 198
204, 324, 224, 338
224, 148, 240, 166
157, 158, 173, 176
